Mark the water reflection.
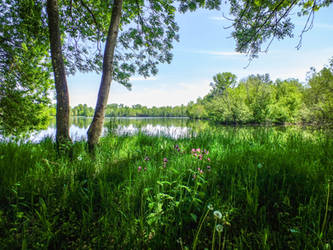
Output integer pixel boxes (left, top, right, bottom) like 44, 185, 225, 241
28, 117, 203, 142
3, 117, 330, 143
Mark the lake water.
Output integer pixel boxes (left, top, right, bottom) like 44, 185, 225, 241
3, 117, 330, 143
27, 117, 210, 142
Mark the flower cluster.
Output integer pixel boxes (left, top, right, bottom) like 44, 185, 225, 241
137, 166, 147, 172
191, 148, 210, 161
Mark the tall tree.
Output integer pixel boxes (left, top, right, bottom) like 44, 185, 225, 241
87, 0, 123, 150
86, 0, 222, 149
46, 0, 71, 146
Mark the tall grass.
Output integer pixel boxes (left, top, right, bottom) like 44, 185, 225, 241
0, 127, 332, 249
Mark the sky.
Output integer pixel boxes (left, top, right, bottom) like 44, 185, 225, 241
67, 5, 333, 108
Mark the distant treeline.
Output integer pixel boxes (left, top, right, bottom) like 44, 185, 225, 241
67, 104, 188, 118
49, 62, 333, 124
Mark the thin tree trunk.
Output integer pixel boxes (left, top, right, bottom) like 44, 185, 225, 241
46, 0, 71, 147
87, 0, 123, 151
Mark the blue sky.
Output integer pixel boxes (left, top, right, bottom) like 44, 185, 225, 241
68, 5, 333, 108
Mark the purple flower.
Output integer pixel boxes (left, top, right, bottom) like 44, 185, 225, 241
145, 156, 150, 161
138, 166, 142, 172
163, 157, 168, 163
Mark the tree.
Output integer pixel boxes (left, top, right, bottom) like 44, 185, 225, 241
46, 0, 72, 146
86, 0, 222, 150
209, 72, 237, 97
228, 0, 333, 60
304, 61, 333, 122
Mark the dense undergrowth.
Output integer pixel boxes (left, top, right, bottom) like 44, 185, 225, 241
0, 127, 332, 249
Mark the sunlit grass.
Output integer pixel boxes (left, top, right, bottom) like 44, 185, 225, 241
0, 127, 332, 249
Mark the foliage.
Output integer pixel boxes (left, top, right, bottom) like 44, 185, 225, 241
0, 127, 332, 248
0, 0, 53, 136
304, 64, 333, 122
229, 0, 333, 59
188, 61, 333, 124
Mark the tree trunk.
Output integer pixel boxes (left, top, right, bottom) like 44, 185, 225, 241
87, 0, 123, 151
46, 0, 71, 147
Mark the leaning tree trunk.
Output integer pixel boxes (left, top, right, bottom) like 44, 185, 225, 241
87, 0, 123, 151
46, 0, 71, 147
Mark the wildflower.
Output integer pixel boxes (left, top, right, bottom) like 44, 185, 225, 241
138, 166, 142, 172
198, 167, 201, 171
199, 155, 203, 160
192, 148, 196, 153
163, 157, 168, 163
200, 169, 204, 174
145, 156, 150, 161
206, 151, 209, 155
216, 224, 223, 233
207, 157, 211, 161
144, 167, 147, 171
194, 153, 197, 157
207, 204, 214, 210
213, 210, 222, 220
196, 148, 201, 152
207, 165, 211, 171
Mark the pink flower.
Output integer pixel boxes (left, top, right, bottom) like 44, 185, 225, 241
163, 157, 168, 163
144, 167, 147, 171
207, 165, 211, 171
207, 158, 211, 161
194, 153, 197, 157
192, 148, 196, 153
200, 169, 204, 174
138, 166, 142, 172
196, 148, 201, 152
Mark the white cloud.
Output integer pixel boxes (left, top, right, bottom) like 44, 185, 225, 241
108, 79, 211, 107
209, 16, 228, 21
129, 76, 158, 81
195, 50, 243, 56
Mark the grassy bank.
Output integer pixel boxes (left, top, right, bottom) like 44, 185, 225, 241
0, 127, 332, 249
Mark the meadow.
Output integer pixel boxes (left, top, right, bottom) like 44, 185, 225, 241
0, 126, 332, 249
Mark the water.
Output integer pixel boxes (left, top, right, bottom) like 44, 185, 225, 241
3, 117, 331, 143
26, 117, 209, 142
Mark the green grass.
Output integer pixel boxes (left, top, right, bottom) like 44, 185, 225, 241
0, 127, 332, 249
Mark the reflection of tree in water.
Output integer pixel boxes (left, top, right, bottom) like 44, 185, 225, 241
71, 117, 93, 129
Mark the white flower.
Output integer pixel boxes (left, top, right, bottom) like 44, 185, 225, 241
207, 204, 214, 211
216, 224, 223, 233
213, 210, 222, 220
